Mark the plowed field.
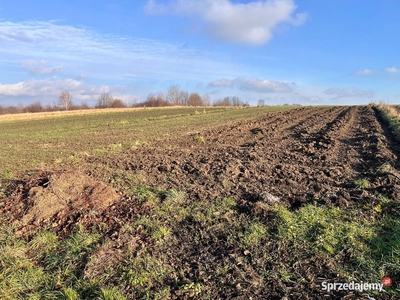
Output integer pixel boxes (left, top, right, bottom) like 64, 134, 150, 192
1, 105, 400, 299
88, 106, 400, 208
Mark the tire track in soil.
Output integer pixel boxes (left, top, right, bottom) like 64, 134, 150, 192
287, 106, 400, 207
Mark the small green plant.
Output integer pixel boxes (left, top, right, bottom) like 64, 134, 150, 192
122, 251, 171, 293
127, 186, 159, 204
376, 162, 394, 175
99, 287, 127, 300
94, 149, 107, 156
62, 288, 80, 300
165, 188, 186, 204
180, 282, 202, 296
240, 222, 268, 247
355, 178, 370, 189
194, 135, 205, 143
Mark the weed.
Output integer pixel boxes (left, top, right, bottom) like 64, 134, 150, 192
62, 288, 80, 300
276, 204, 374, 256
240, 222, 268, 247
94, 149, 107, 156
152, 226, 171, 240
376, 162, 394, 175
2, 171, 13, 179
164, 188, 186, 204
194, 135, 205, 143
127, 186, 159, 204
180, 282, 202, 296
374, 104, 400, 142
355, 178, 370, 189
377, 194, 391, 203
122, 250, 171, 294
99, 287, 127, 300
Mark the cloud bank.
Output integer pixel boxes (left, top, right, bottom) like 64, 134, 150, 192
21, 60, 64, 75
145, 0, 307, 45
0, 20, 244, 104
386, 66, 400, 74
324, 88, 375, 99
209, 77, 295, 93
354, 68, 373, 76
0, 79, 113, 100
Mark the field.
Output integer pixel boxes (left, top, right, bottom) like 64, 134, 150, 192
1, 105, 400, 299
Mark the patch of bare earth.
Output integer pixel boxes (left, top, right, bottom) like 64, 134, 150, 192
1, 171, 152, 252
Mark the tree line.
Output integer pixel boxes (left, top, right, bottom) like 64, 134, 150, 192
0, 84, 252, 115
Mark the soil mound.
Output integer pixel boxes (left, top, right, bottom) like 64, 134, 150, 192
1, 170, 121, 233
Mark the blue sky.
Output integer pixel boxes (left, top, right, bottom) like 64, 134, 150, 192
0, 0, 399, 106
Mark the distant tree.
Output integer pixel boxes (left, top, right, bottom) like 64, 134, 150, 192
188, 93, 203, 106
24, 101, 43, 113
202, 94, 211, 106
96, 92, 114, 108
233, 96, 245, 106
166, 85, 190, 106
109, 98, 127, 108
180, 90, 189, 106
257, 99, 265, 107
141, 93, 169, 107
58, 90, 73, 110
69, 102, 90, 110
213, 98, 229, 106
167, 85, 180, 105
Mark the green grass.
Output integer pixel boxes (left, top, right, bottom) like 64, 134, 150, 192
354, 178, 371, 189
374, 103, 400, 142
0, 223, 108, 299
1, 188, 400, 298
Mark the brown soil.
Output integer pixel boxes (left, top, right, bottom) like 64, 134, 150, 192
1, 170, 152, 250
86, 106, 400, 209
1, 106, 400, 299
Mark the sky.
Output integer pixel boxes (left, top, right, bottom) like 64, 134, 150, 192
0, 0, 399, 107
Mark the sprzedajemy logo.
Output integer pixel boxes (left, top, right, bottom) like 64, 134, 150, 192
321, 277, 392, 293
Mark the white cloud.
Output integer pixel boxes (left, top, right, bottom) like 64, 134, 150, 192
354, 68, 373, 76
0, 20, 239, 81
386, 66, 400, 74
324, 88, 375, 99
21, 60, 64, 74
209, 77, 294, 93
0, 78, 113, 100
0, 20, 251, 105
145, 0, 307, 45
298, 96, 322, 103
209, 78, 233, 87
76, 73, 88, 80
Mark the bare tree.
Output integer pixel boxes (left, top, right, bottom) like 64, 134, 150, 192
109, 98, 127, 108
96, 92, 113, 108
166, 85, 190, 106
202, 94, 211, 106
231, 96, 242, 106
58, 90, 73, 110
23, 101, 43, 113
188, 93, 203, 106
180, 90, 189, 106
166, 84, 180, 105
257, 99, 265, 107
